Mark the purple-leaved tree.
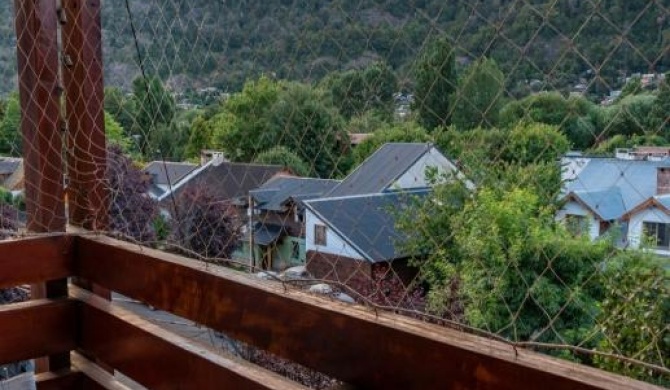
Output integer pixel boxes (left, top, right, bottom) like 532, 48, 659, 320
169, 185, 241, 260
107, 145, 158, 243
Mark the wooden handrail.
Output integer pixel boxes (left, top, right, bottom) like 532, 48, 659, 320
0, 299, 76, 365
74, 235, 664, 390
0, 235, 72, 290
72, 286, 308, 390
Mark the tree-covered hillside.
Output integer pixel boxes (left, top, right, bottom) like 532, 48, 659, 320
0, 1, 669, 95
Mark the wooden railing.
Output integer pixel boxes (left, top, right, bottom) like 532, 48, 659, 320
0, 234, 663, 390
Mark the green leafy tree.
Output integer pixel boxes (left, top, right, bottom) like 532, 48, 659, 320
500, 92, 600, 149
211, 76, 282, 161
254, 146, 310, 177
413, 36, 457, 131
602, 94, 656, 138
451, 58, 504, 130
617, 76, 643, 102
132, 76, 176, 157
650, 72, 670, 136
400, 182, 610, 344
503, 122, 570, 165
323, 61, 398, 120
0, 93, 21, 156
213, 77, 349, 178
185, 115, 214, 159
267, 82, 349, 178
105, 87, 137, 137
104, 111, 132, 152
594, 251, 669, 386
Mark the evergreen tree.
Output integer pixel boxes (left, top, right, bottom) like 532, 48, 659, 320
413, 36, 457, 131
451, 58, 504, 130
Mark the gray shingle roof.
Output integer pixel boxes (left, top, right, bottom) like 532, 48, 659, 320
327, 143, 432, 197
0, 158, 21, 176
563, 157, 670, 220
144, 161, 197, 186
250, 176, 340, 212
305, 190, 428, 262
570, 188, 625, 221
183, 162, 288, 201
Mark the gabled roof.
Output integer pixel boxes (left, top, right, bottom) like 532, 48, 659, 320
562, 157, 670, 220
621, 194, 670, 220
250, 176, 340, 212
567, 188, 625, 221
327, 143, 434, 198
304, 190, 429, 263
175, 161, 290, 202
144, 161, 197, 186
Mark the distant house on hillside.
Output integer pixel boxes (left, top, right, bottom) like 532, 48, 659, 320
243, 176, 340, 270
144, 161, 197, 200
559, 154, 670, 255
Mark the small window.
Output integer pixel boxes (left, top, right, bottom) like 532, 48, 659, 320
291, 241, 300, 259
643, 222, 670, 248
314, 224, 327, 246
565, 214, 587, 236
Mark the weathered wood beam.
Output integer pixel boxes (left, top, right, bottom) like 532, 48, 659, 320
61, 0, 108, 230
0, 299, 76, 365
72, 286, 308, 390
74, 235, 662, 390
14, 0, 67, 234
36, 369, 83, 390
0, 236, 72, 290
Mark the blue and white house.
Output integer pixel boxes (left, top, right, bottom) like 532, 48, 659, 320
559, 152, 670, 255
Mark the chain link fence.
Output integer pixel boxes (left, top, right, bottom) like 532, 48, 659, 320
1, 0, 669, 388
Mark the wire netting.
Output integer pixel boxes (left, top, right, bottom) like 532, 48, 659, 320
2, 0, 670, 388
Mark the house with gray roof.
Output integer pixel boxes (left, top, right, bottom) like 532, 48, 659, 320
239, 176, 340, 270
327, 142, 470, 198
144, 161, 197, 199
559, 155, 670, 255
303, 190, 428, 293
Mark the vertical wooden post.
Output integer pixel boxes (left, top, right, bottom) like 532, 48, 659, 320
14, 0, 66, 233
61, 0, 108, 231
14, 0, 68, 373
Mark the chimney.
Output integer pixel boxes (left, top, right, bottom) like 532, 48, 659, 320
657, 167, 670, 194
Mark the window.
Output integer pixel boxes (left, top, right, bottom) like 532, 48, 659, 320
565, 214, 587, 236
643, 222, 670, 248
291, 241, 300, 259
314, 224, 327, 246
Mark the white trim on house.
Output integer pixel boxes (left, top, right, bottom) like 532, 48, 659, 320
304, 209, 367, 261
556, 200, 601, 241
156, 157, 221, 202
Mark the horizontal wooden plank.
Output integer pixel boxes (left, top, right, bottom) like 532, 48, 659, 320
0, 298, 76, 365
75, 235, 663, 390
0, 235, 72, 289
71, 351, 135, 390
36, 369, 83, 390
72, 286, 307, 390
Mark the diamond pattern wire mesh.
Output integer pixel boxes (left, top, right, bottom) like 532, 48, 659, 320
2, 0, 670, 388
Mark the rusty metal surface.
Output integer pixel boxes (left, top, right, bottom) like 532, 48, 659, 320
61, 0, 108, 230
13, 0, 67, 233
0, 299, 76, 365
74, 235, 662, 390
0, 236, 72, 290
73, 286, 308, 390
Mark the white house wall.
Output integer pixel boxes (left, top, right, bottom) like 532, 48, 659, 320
556, 201, 600, 241
627, 207, 670, 255
392, 148, 458, 189
304, 209, 366, 260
